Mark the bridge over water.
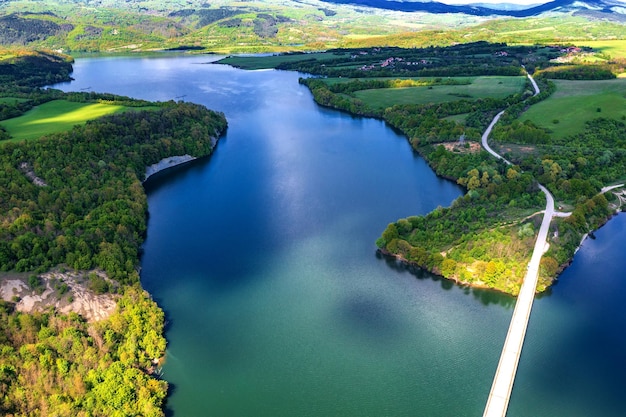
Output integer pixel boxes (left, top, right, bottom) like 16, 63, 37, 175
481, 73, 558, 417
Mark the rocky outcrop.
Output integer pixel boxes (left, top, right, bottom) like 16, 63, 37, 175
144, 154, 196, 181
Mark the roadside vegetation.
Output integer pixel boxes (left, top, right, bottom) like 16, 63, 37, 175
351, 76, 527, 108
0, 49, 227, 416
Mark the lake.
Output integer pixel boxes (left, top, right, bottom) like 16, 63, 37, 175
53, 54, 626, 417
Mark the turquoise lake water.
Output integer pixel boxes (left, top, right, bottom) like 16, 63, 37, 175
53, 55, 626, 416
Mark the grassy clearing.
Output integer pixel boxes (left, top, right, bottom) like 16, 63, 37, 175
353, 76, 526, 108
0, 100, 142, 141
444, 113, 469, 124
520, 79, 626, 139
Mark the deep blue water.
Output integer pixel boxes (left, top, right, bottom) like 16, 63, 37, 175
53, 55, 626, 417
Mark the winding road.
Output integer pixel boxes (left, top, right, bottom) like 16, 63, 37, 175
482, 70, 620, 416
482, 71, 560, 417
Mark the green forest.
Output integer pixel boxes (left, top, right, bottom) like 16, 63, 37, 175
0, 50, 227, 416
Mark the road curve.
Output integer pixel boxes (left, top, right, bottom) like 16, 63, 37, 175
481, 110, 510, 164
600, 184, 625, 194
526, 72, 540, 96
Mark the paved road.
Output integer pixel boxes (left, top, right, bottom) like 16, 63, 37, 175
526, 72, 540, 96
481, 110, 509, 164
482, 71, 560, 417
600, 183, 625, 194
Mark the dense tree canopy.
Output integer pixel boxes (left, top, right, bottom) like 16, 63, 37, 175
0, 288, 168, 416
0, 98, 227, 282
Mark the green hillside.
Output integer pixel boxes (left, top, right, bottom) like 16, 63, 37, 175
0, 0, 625, 54
0, 99, 151, 141
520, 79, 626, 138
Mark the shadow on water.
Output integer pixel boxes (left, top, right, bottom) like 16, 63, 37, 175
337, 294, 404, 345
142, 153, 217, 192
376, 250, 516, 308
470, 287, 515, 309
163, 383, 177, 417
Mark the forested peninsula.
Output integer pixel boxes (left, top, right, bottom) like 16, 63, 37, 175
0, 50, 227, 416
264, 42, 626, 295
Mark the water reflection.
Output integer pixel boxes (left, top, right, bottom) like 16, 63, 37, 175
377, 250, 515, 307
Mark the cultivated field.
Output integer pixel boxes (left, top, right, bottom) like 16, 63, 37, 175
0, 100, 144, 141
520, 79, 626, 139
352, 76, 526, 108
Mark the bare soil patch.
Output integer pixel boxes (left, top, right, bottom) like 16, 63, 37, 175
0, 269, 118, 321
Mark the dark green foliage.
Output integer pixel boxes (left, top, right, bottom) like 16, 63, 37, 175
253, 14, 291, 38
300, 43, 623, 293
0, 94, 227, 282
0, 14, 73, 45
281, 42, 549, 78
537, 64, 616, 80
196, 8, 244, 27
504, 118, 626, 202
0, 50, 73, 88
89, 273, 111, 294
27, 274, 41, 290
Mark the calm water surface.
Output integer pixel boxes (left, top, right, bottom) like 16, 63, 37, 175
54, 55, 626, 416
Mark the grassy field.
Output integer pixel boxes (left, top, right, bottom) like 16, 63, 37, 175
574, 39, 626, 60
352, 76, 526, 108
520, 79, 626, 139
0, 100, 140, 141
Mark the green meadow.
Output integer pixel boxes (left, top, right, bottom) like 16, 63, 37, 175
575, 39, 626, 60
520, 79, 626, 139
1, 100, 144, 141
352, 76, 526, 108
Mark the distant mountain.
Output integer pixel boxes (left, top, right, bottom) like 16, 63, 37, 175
319, 0, 626, 17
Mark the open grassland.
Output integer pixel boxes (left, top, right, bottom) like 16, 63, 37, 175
520, 79, 626, 139
353, 76, 526, 108
0, 100, 147, 141
574, 39, 626, 59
